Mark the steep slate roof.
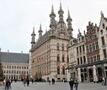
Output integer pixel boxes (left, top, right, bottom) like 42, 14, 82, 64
33, 30, 51, 49
0, 52, 29, 63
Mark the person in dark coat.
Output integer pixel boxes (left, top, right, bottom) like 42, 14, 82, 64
52, 78, 55, 85
69, 78, 74, 90
74, 80, 79, 90
31, 79, 34, 84
26, 79, 29, 86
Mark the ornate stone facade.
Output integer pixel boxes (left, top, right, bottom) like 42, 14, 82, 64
30, 4, 107, 82
68, 13, 107, 83
98, 12, 107, 79
68, 30, 87, 82
30, 4, 72, 81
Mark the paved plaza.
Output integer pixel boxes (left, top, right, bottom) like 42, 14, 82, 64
0, 82, 107, 90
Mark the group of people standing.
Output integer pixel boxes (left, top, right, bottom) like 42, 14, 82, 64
69, 79, 79, 90
23, 78, 30, 86
3, 79, 12, 90
48, 78, 55, 85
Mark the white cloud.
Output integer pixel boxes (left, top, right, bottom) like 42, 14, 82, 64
0, 0, 107, 52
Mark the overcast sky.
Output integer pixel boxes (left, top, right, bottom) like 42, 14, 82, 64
0, 0, 107, 53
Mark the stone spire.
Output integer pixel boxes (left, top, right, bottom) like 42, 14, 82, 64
38, 24, 43, 38
66, 10, 73, 38
78, 29, 82, 37
31, 27, 36, 47
58, 2, 64, 23
101, 10, 104, 18
49, 5, 56, 32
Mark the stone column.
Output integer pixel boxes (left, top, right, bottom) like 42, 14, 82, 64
77, 68, 81, 82
66, 69, 70, 81
93, 65, 98, 82
86, 68, 90, 82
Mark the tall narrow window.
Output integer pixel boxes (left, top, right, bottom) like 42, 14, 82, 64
57, 66, 60, 74
82, 45, 85, 52
80, 57, 82, 64
62, 44, 64, 51
90, 45, 92, 52
62, 55, 65, 62
57, 54, 60, 62
83, 56, 86, 64
88, 58, 90, 64
101, 36, 105, 46
67, 55, 69, 63
77, 58, 79, 65
94, 56, 96, 62
80, 46, 82, 53
102, 23, 105, 29
77, 47, 79, 54
97, 55, 100, 61
96, 42, 99, 50
103, 49, 107, 58
91, 57, 93, 63
86, 46, 89, 53
62, 66, 65, 75
93, 43, 95, 51
57, 43, 59, 50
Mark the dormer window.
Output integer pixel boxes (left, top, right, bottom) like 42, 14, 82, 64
79, 38, 80, 42
102, 23, 105, 29
82, 37, 84, 41
101, 30, 103, 34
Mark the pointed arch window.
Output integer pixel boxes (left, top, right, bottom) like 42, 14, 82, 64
57, 66, 60, 74
62, 66, 65, 75
62, 44, 64, 51
67, 55, 69, 63
62, 55, 65, 62
57, 43, 59, 50
57, 54, 60, 62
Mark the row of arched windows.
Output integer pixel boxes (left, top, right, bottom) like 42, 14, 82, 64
57, 54, 69, 63
57, 66, 65, 75
57, 43, 65, 51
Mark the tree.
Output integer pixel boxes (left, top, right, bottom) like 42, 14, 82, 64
0, 62, 3, 81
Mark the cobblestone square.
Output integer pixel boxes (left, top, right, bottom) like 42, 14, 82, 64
0, 82, 107, 90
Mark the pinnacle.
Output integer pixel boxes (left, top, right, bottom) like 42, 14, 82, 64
39, 24, 43, 32
67, 10, 72, 21
60, 2, 62, 11
68, 10, 70, 18
101, 10, 104, 17
33, 27, 35, 34
51, 4, 54, 14
58, 2, 64, 14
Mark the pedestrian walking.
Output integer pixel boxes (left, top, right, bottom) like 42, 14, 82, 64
74, 80, 79, 90
52, 78, 55, 85
31, 79, 34, 84
102, 77, 105, 85
26, 79, 29, 86
48, 80, 51, 85
8, 79, 11, 89
23, 79, 26, 86
69, 78, 74, 90
5, 79, 10, 90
